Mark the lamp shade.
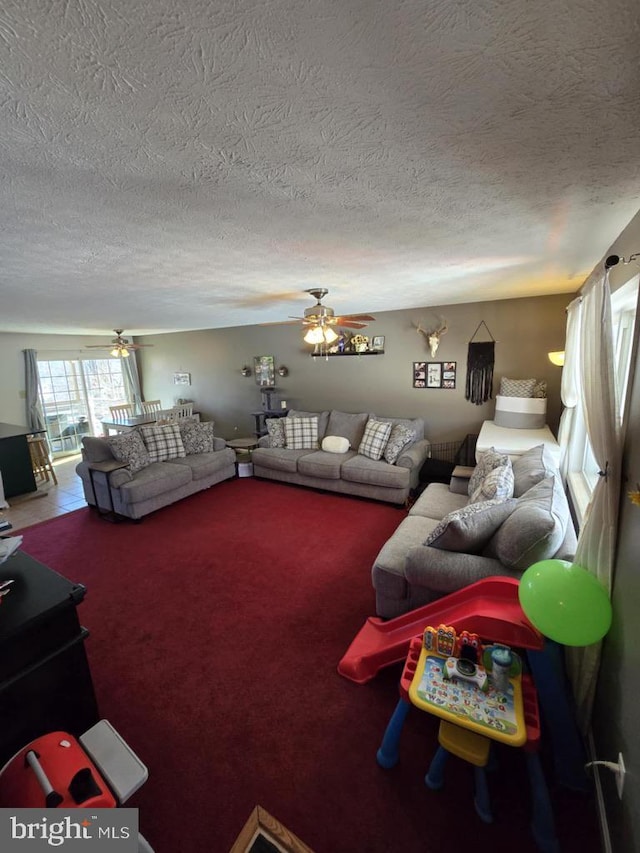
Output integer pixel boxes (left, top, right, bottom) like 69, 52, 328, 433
547, 351, 565, 366
518, 559, 612, 646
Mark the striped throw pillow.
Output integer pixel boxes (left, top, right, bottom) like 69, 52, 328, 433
284, 417, 319, 450
358, 419, 392, 461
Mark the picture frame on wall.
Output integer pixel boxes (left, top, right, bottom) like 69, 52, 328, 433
442, 361, 457, 389
427, 362, 442, 388
173, 372, 191, 385
413, 361, 426, 388
254, 355, 275, 387
371, 335, 385, 352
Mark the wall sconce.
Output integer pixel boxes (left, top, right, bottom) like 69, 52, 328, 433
277, 366, 289, 377
241, 365, 252, 377
547, 351, 565, 367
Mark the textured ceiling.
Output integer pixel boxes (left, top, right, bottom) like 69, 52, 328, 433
2, 0, 640, 335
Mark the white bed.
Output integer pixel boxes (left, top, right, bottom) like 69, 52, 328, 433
476, 420, 561, 467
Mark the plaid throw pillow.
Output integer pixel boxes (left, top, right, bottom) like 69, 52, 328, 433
284, 417, 318, 450
140, 423, 186, 462
358, 419, 392, 461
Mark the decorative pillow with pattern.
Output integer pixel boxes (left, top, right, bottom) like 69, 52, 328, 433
179, 420, 214, 455
358, 419, 392, 461
532, 380, 547, 398
425, 498, 518, 553
469, 461, 515, 504
499, 377, 536, 398
468, 447, 510, 497
284, 416, 318, 450
107, 430, 151, 473
266, 418, 286, 448
383, 423, 416, 465
139, 423, 186, 462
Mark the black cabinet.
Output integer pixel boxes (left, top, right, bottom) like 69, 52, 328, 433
0, 551, 99, 765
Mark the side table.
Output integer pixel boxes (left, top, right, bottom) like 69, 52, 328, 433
87, 460, 129, 521
226, 438, 259, 477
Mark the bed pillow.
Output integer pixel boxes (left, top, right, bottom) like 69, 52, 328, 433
107, 430, 151, 472
383, 423, 416, 465
266, 418, 286, 448
179, 420, 214, 455
425, 498, 517, 553
284, 417, 319, 450
139, 423, 186, 462
358, 419, 392, 461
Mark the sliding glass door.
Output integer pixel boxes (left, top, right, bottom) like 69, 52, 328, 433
37, 358, 128, 456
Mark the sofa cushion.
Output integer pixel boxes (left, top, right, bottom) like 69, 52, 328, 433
383, 423, 416, 465
287, 410, 330, 441
321, 435, 350, 453
298, 449, 357, 479
284, 417, 319, 450
140, 423, 187, 462
484, 476, 569, 570
469, 461, 515, 504
358, 419, 392, 461
468, 447, 510, 497
251, 447, 312, 473
511, 444, 556, 497
168, 450, 235, 481
266, 418, 286, 448
326, 410, 369, 449
118, 460, 192, 503
341, 454, 410, 489
82, 436, 115, 463
107, 430, 151, 473
178, 420, 214, 455
373, 515, 441, 581
409, 482, 469, 520
425, 498, 517, 553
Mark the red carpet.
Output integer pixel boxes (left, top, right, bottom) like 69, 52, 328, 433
20, 479, 600, 853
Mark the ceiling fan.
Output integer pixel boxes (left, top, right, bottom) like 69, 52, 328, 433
85, 329, 153, 358
289, 289, 375, 345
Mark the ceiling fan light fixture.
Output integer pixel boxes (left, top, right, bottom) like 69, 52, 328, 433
323, 327, 338, 344
304, 326, 324, 345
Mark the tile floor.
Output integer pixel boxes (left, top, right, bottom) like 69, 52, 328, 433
1, 454, 87, 533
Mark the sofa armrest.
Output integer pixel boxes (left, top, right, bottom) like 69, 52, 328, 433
405, 544, 522, 596
396, 438, 431, 489
449, 465, 475, 495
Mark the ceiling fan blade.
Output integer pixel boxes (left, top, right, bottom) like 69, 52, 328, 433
334, 314, 376, 322
336, 321, 368, 329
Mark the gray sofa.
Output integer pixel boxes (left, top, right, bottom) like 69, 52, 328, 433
372, 444, 577, 618
76, 425, 236, 520
251, 409, 430, 505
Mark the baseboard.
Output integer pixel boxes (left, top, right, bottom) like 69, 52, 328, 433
587, 729, 612, 853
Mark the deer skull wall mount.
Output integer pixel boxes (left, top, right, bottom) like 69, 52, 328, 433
415, 317, 448, 358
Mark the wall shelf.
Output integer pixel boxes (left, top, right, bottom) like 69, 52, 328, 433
310, 351, 384, 358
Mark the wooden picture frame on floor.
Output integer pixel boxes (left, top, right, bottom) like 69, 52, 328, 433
229, 805, 314, 853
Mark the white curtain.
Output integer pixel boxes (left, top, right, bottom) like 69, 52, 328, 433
557, 297, 581, 481
565, 270, 621, 732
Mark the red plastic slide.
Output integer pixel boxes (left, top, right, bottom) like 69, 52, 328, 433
338, 576, 543, 684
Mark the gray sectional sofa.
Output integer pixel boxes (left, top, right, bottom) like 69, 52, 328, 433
372, 444, 577, 618
251, 409, 431, 505
76, 422, 236, 520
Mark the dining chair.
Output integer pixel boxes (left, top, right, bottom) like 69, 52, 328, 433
27, 434, 58, 485
109, 403, 135, 422
141, 400, 163, 415
171, 403, 194, 419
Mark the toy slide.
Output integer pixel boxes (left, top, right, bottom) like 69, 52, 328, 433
338, 577, 544, 684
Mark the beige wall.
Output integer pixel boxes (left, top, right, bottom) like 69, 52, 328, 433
136, 292, 570, 443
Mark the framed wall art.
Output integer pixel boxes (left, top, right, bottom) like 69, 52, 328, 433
413, 361, 457, 389
413, 361, 426, 388
173, 372, 191, 385
254, 355, 275, 387
427, 362, 442, 388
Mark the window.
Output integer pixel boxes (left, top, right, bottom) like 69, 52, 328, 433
37, 358, 128, 456
567, 275, 638, 524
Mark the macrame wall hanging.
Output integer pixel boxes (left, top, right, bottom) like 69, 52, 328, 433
465, 321, 496, 405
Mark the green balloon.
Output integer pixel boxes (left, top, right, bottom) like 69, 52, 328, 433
518, 559, 612, 646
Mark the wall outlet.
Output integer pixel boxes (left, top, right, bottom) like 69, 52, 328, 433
616, 753, 626, 798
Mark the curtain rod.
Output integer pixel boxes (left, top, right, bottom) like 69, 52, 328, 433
604, 252, 640, 269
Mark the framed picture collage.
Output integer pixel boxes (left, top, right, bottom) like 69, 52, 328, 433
413, 361, 457, 389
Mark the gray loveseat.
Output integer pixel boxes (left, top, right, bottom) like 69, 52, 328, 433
251, 409, 431, 505
76, 422, 236, 520
372, 444, 577, 618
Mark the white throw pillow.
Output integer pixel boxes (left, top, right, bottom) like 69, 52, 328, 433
321, 435, 350, 454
